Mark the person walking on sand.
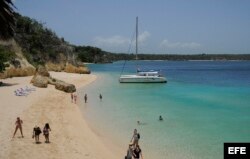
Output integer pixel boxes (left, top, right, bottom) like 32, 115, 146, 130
84, 94, 88, 103
12, 117, 24, 138
74, 93, 77, 104
33, 126, 42, 143
131, 129, 140, 147
133, 145, 143, 159
43, 123, 51, 143
71, 93, 74, 103
99, 94, 102, 101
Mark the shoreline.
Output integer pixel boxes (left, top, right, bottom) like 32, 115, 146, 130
0, 72, 119, 159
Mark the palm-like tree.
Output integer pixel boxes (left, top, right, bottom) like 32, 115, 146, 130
0, 0, 16, 39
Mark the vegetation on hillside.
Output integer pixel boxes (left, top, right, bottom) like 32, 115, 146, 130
14, 13, 72, 66
12, 13, 112, 65
1, 4, 250, 74
0, 0, 16, 72
108, 53, 250, 61
0, 0, 15, 39
11, 13, 250, 67
0, 45, 15, 72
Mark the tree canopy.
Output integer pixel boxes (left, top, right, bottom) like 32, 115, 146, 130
0, 0, 16, 40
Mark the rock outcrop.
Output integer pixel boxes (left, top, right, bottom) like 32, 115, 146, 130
32, 75, 49, 88
55, 81, 76, 93
31, 66, 76, 93
64, 63, 90, 74
0, 40, 36, 79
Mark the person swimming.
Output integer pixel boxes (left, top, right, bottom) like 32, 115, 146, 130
159, 115, 163, 121
99, 94, 102, 101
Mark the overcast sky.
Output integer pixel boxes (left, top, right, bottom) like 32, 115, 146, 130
14, 0, 250, 54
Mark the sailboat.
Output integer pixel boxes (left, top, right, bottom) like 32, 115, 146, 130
119, 17, 167, 83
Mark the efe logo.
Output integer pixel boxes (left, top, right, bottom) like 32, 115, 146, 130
224, 143, 249, 159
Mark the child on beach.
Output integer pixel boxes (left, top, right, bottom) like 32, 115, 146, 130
12, 117, 24, 138
84, 94, 88, 103
43, 123, 51, 143
33, 126, 42, 143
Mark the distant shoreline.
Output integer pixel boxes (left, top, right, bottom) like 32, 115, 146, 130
102, 53, 250, 62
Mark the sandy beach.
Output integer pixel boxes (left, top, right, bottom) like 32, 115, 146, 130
0, 72, 120, 159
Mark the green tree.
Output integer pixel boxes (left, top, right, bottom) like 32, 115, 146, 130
0, 0, 16, 72
0, 0, 16, 39
0, 46, 15, 72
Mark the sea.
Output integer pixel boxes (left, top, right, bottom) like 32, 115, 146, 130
78, 60, 250, 159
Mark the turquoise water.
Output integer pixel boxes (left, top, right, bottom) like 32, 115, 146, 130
79, 61, 250, 159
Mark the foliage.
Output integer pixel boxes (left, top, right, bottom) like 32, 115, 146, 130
98, 53, 250, 61
0, 0, 16, 39
0, 45, 15, 72
2, 11, 250, 73
75, 46, 111, 63
13, 13, 70, 66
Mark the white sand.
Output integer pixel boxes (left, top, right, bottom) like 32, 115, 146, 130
0, 72, 120, 159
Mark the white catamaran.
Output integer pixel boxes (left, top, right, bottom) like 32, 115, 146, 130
119, 17, 167, 83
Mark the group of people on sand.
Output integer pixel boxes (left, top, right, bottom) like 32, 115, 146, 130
32, 123, 51, 144
12, 117, 51, 144
125, 129, 143, 159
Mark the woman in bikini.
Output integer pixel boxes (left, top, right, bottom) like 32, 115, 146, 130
43, 123, 51, 143
13, 117, 24, 138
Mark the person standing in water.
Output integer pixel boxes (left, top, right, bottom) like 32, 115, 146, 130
131, 129, 140, 147
71, 93, 74, 103
133, 145, 143, 159
99, 94, 102, 101
159, 115, 163, 121
13, 117, 24, 138
125, 143, 134, 159
74, 93, 77, 104
84, 94, 88, 103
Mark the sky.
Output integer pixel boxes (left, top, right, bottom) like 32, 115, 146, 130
14, 0, 250, 54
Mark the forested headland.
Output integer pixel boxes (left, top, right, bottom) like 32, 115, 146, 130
1, 7, 250, 78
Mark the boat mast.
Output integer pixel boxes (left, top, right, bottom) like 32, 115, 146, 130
136, 16, 138, 60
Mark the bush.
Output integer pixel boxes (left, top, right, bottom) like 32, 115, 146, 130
0, 45, 15, 72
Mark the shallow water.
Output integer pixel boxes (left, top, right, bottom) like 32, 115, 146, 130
79, 61, 250, 159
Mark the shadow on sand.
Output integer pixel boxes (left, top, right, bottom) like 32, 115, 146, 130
0, 82, 19, 87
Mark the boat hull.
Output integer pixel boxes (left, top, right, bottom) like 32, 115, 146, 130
119, 75, 167, 83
